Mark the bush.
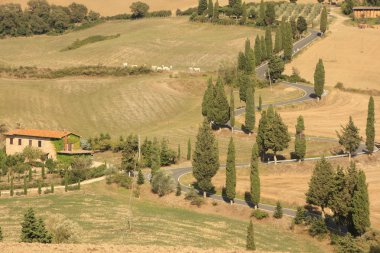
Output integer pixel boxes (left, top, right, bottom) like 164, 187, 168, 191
147, 10, 172, 17
184, 188, 205, 207
331, 234, 363, 253
294, 206, 307, 225
46, 214, 82, 243
133, 185, 141, 198
106, 173, 133, 189
308, 217, 329, 238
273, 201, 283, 219
151, 171, 175, 197
335, 82, 344, 89
251, 209, 269, 220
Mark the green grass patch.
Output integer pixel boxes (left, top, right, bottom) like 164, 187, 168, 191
61, 34, 121, 51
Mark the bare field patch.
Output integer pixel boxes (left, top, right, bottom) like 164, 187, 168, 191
285, 8, 380, 90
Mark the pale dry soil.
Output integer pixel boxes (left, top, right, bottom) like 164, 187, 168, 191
285, 7, 380, 90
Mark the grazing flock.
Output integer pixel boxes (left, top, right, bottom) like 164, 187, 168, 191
122, 63, 201, 73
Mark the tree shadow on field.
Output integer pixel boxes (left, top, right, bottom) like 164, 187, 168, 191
244, 191, 255, 208
263, 153, 286, 162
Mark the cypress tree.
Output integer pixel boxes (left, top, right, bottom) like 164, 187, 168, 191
260, 36, 267, 61
306, 157, 335, 216
250, 143, 260, 208
151, 137, 161, 176
257, 0, 266, 26
241, 3, 247, 24
258, 95, 262, 111
265, 27, 273, 58
352, 170, 370, 236
239, 73, 252, 102
176, 181, 182, 196
209, 77, 230, 126
337, 116, 361, 160
283, 22, 293, 62
208, 0, 214, 17
28, 167, 32, 182
320, 6, 328, 34
274, 26, 282, 53
246, 220, 256, 250
198, 0, 208, 15
177, 144, 181, 161
225, 137, 236, 204
213, 0, 219, 19
230, 88, 235, 129
256, 110, 268, 160
202, 78, 214, 118
314, 59, 325, 100
254, 35, 261, 66
50, 183, 54, 193
273, 201, 283, 219
192, 119, 219, 197
187, 138, 191, 160
38, 180, 42, 195
244, 39, 255, 74
10, 177, 14, 197
238, 51, 247, 72
245, 86, 256, 133
294, 115, 306, 161
23, 176, 27, 195
41, 166, 45, 179
137, 169, 145, 185
64, 171, 68, 192
365, 96, 375, 154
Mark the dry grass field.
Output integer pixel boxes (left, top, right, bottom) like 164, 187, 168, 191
285, 7, 380, 90
0, 17, 264, 71
180, 154, 380, 229
0, 0, 319, 16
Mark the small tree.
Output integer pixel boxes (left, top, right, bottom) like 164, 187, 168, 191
268, 56, 285, 82
202, 78, 214, 118
176, 181, 182, 196
283, 22, 293, 62
265, 27, 273, 59
320, 6, 328, 34
254, 35, 261, 66
273, 201, 283, 219
296, 16, 307, 36
246, 220, 256, 250
187, 138, 191, 160
38, 180, 42, 195
225, 138, 236, 204
198, 0, 208, 15
250, 143, 260, 209
294, 207, 306, 224
151, 171, 175, 197
365, 96, 375, 155
230, 88, 235, 130
208, 0, 214, 17
24, 176, 28, 195
10, 177, 14, 197
151, 137, 161, 176
337, 116, 361, 160
258, 95, 262, 111
41, 166, 45, 179
130, 1, 149, 18
21, 208, 52, 243
213, 0, 219, 19
177, 144, 181, 161
0, 226, 3, 241
314, 59, 325, 100
245, 86, 256, 133
294, 115, 306, 161
137, 169, 145, 185
274, 26, 282, 53
28, 167, 33, 182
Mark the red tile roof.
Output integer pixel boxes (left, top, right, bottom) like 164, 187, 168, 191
4, 129, 77, 139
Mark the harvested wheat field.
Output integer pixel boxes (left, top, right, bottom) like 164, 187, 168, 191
285, 7, 380, 90
0, 0, 318, 16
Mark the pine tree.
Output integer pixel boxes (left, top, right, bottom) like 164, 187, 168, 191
28, 167, 32, 182
198, 0, 208, 15
202, 78, 214, 118
209, 77, 230, 126
246, 220, 256, 250
306, 157, 335, 216
273, 201, 283, 219
23, 176, 27, 195
176, 181, 182, 196
64, 171, 68, 192
213, 0, 219, 19
177, 144, 181, 161
225, 137, 236, 203
274, 26, 282, 53
320, 6, 328, 34
10, 177, 14, 197
21, 208, 52, 243
337, 116, 361, 160
208, 0, 214, 17
254, 35, 261, 66
230, 88, 235, 129
258, 95, 262, 111
151, 137, 161, 176
265, 27, 273, 59
260, 36, 267, 61
256, 110, 268, 160
38, 180, 42, 195
283, 22, 293, 62
245, 86, 255, 133
365, 96, 375, 154
352, 170, 370, 236
294, 115, 306, 161
137, 169, 145, 185
187, 138, 191, 160
192, 119, 219, 197
250, 143, 260, 208
314, 59, 325, 100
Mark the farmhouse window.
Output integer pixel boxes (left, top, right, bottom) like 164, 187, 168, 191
10, 138, 14, 145
18, 139, 22, 145
38, 141, 42, 148
29, 140, 32, 146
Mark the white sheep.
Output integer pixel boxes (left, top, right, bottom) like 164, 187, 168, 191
123, 63, 128, 67
156, 66, 163, 71
189, 67, 194, 72
131, 65, 138, 68
193, 67, 201, 72
163, 66, 170, 71
151, 65, 158, 71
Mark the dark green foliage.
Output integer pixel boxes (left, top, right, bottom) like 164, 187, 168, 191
256, 110, 268, 159
151, 137, 161, 176
251, 209, 269, 219
366, 96, 375, 154
244, 38, 255, 74
185, 187, 205, 207
294, 115, 306, 160
202, 78, 215, 119
250, 143, 260, 207
121, 134, 139, 174
192, 119, 219, 194
320, 6, 328, 33
274, 26, 282, 53
290, 17, 297, 39
177, 144, 181, 161
41, 166, 45, 179
352, 170, 370, 235
187, 138, 191, 160
232, 0, 243, 18
264, 2, 275, 25
160, 138, 176, 166
241, 3, 247, 24
294, 206, 307, 224
213, 0, 219, 19
256, 0, 266, 26
308, 217, 328, 237
10, 177, 14, 197
176, 181, 182, 196
265, 27, 273, 58
246, 220, 256, 250
209, 77, 230, 126
342, 0, 354, 15
137, 169, 145, 185
254, 35, 262, 66
239, 73, 254, 102
260, 36, 267, 61
208, 0, 214, 17
23, 176, 28, 195
198, 0, 208, 15
106, 173, 133, 189
21, 208, 52, 243
306, 158, 335, 214
151, 171, 175, 197
130, 1, 149, 18
258, 95, 262, 111
283, 22, 293, 62
297, 16, 307, 35
245, 86, 256, 132
314, 59, 325, 99
337, 116, 361, 158
268, 56, 285, 82
225, 138, 236, 201
273, 201, 283, 219
334, 234, 362, 253
68, 2, 88, 22
230, 88, 235, 128
62, 34, 120, 51
238, 51, 247, 73
229, 0, 237, 7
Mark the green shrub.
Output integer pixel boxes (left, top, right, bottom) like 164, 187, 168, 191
175, 182, 182, 196
151, 171, 175, 197
106, 174, 133, 189
308, 217, 328, 238
46, 214, 82, 243
250, 209, 269, 220
331, 234, 363, 253
185, 188, 205, 207
294, 206, 307, 225
273, 201, 283, 219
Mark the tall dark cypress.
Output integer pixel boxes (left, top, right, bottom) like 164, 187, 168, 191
352, 170, 370, 236
209, 77, 230, 126
250, 143, 260, 208
208, 0, 214, 17
265, 27, 273, 58
230, 88, 235, 129
254, 35, 261, 66
245, 86, 255, 133
213, 0, 219, 19
274, 26, 282, 53
260, 36, 267, 61
198, 0, 208, 15
320, 6, 328, 34
256, 110, 268, 160
365, 96, 375, 154
246, 220, 256, 250
294, 115, 306, 161
187, 138, 191, 160
225, 137, 236, 203
313, 59, 325, 100
283, 22, 293, 62
202, 78, 214, 117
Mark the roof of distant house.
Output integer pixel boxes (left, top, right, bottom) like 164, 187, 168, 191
353, 6, 380, 10
3, 129, 79, 139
